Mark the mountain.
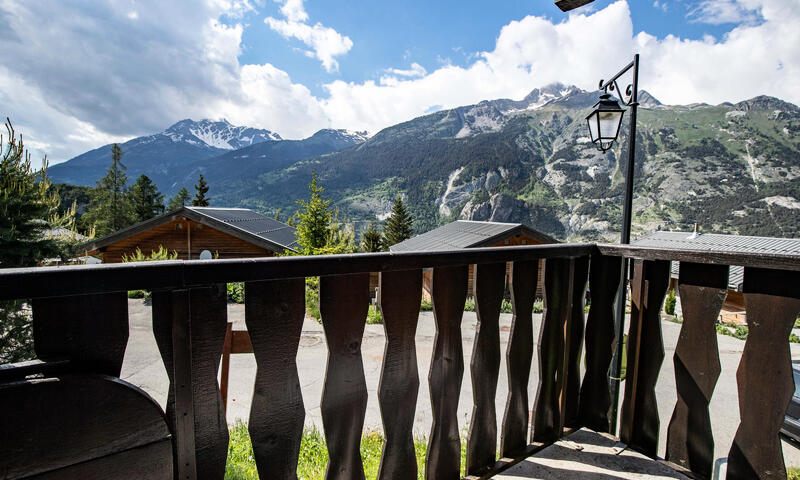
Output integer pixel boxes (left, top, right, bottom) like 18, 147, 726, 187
215, 84, 800, 240
48, 120, 368, 197
48, 119, 281, 188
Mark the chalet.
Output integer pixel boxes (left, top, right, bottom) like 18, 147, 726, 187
634, 230, 800, 321
83, 206, 297, 263
390, 220, 558, 298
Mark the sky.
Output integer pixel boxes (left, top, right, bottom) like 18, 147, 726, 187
1, 0, 798, 165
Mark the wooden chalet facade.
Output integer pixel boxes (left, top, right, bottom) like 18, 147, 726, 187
390, 220, 558, 298
84, 207, 297, 263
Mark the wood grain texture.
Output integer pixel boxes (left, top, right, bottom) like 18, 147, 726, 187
578, 254, 622, 433
500, 260, 538, 457
244, 279, 306, 479
531, 258, 573, 444
376, 269, 423, 480
426, 265, 469, 480
32, 292, 129, 377
0, 374, 171, 479
466, 262, 506, 475
620, 260, 670, 456
666, 262, 728, 478
564, 256, 589, 428
25, 439, 173, 480
727, 267, 800, 480
319, 273, 370, 480
152, 285, 229, 480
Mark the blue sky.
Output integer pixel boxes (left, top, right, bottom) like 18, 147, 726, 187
0, 0, 796, 164
233, 0, 750, 98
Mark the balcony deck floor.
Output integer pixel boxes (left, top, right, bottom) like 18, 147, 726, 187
495, 429, 691, 480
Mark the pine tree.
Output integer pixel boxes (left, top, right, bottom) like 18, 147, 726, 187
130, 174, 164, 222
0, 119, 77, 362
382, 195, 413, 248
80, 143, 134, 237
295, 172, 332, 255
361, 220, 383, 252
167, 187, 191, 211
192, 174, 210, 207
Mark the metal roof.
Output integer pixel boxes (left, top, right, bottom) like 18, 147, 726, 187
390, 220, 557, 252
634, 231, 800, 291
85, 206, 298, 253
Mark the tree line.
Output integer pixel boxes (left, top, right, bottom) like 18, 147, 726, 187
81, 144, 212, 236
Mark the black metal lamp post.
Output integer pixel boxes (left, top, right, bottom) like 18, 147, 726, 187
587, 53, 639, 434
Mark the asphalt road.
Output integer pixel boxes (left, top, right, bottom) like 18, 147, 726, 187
120, 299, 800, 472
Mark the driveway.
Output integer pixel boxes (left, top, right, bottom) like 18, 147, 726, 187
120, 299, 800, 469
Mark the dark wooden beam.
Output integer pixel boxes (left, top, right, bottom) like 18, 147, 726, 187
555, 0, 595, 12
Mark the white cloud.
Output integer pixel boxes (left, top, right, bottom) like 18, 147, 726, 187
1, 0, 799, 166
265, 0, 352, 73
688, 0, 760, 24
385, 63, 427, 78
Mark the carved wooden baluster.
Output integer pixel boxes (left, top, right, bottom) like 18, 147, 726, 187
727, 267, 800, 480
564, 256, 589, 428
426, 265, 469, 480
32, 292, 129, 376
620, 259, 670, 456
244, 279, 305, 479
578, 254, 622, 433
319, 273, 370, 480
466, 262, 506, 475
152, 286, 229, 480
376, 269, 423, 480
666, 262, 728, 478
500, 259, 538, 457
532, 258, 573, 443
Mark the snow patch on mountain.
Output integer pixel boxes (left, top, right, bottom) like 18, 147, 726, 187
165, 119, 281, 150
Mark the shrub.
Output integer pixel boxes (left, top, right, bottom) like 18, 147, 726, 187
500, 299, 512, 313
122, 246, 178, 300
463, 299, 475, 312
366, 305, 383, 324
664, 289, 676, 315
227, 282, 244, 304
306, 277, 320, 320
420, 299, 433, 311
533, 300, 544, 313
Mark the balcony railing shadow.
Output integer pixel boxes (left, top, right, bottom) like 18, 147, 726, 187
0, 242, 798, 480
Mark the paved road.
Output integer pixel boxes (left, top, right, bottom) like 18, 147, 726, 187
121, 299, 800, 471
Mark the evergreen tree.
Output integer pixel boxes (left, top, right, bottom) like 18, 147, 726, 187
82, 143, 134, 236
130, 174, 164, 222
0, 119, 78, 362
361, 220, 383, 252
382, 195, 414, 248
192, 174, 210, 207
167, 187, 191, 211
295, 172, 332, 255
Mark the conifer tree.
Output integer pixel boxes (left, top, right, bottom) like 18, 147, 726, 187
361, 220, 383, 252
295, 172, 332, 255
382, 195, 413, 248
167, 187, 191, 211
130, 174, 164, 222
192, 174, 210, 207
82, 143, 134, 237
0, 119, 78, 362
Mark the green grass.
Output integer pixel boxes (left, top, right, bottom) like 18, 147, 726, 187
789, 467, 800, 480
366, 305, 383, 324
225, 421, 463, 480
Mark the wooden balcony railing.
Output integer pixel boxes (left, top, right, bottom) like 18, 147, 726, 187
0, 243, 798, 480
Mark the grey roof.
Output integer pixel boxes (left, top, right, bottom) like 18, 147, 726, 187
634, 231, 800, 291
390, 220, 557, 252
86, 206, 298, 253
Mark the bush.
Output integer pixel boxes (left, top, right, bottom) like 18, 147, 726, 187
664, 289, 676, 315
306, 277, 320, 320
463, 299, 475, 312
533, 300, 544, 313
366, 305, 383, 324
500, 299, 512, 313
227, 283, 244, 304
122, 246, 178, 300
127, 289, 149, 299
420, 299, 432, 311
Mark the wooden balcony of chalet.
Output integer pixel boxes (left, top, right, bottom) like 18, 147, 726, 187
0, 242, 798, 480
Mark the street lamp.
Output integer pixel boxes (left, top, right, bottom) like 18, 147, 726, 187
586, 93, 625, 153
587, 54, 639, 435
